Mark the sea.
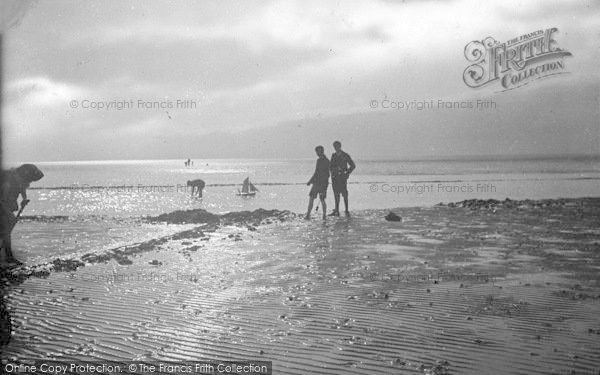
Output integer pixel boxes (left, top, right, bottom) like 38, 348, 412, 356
7, 156, 600, 264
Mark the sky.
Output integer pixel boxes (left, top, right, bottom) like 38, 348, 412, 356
1, 0, 599, 162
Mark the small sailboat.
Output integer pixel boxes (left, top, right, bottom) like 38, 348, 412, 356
237, 177, 259, 197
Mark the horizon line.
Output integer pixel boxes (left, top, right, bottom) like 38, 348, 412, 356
4, 153, 600, 166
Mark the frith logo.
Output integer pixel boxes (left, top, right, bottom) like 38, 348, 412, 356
463, 28, 572, 91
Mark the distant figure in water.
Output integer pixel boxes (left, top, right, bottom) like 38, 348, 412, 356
305, 146, 329, 220
1, 164, 44, 264
329, 141, 355, 217
184, 158, 192, 167
187, 179, 205, 198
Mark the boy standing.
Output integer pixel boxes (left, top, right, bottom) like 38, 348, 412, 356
330, 141, 355, 216
305, 146, 329, 220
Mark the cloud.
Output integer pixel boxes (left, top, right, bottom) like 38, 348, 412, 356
0, 0, 36, 32
5, 77, 90, 142
7, 76, 87, 107
3, 0, 599, 162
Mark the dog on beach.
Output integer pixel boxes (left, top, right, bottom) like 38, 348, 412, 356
187, 179, 205, 198
1, 164, 44, 264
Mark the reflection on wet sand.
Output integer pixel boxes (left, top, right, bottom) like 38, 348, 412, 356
1, 199, 599, 374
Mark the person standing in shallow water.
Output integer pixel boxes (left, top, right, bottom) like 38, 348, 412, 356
305, 146, 329, 220
187, 179, 205, 198
329, 141, 355, 217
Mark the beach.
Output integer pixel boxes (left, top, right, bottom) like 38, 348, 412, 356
2, 197, 599, 374
3, 0, 599, 373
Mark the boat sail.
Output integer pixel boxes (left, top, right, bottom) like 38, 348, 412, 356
237, 177, 259, 196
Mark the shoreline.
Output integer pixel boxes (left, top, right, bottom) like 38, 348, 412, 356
2, 196, 600, 374
9, 153, 600, 165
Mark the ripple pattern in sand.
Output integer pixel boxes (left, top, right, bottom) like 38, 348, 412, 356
3, 201, 600, 374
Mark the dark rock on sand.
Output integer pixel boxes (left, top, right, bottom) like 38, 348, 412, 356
148, 208, 295, 226
171, 227, 206, 240
446, 199, 502, 209
51, 258, 85, 272
19, 215, 71, 223
385, 212, 402, 221
228, 233, 243, 241
148, 209, 219, 224
442, 197, 589, 210
2, 259, 82, 284
1, 265, 51, 284
82, 236, 170, 265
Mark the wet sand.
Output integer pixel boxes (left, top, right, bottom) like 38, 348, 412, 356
1, 198, 599, 374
